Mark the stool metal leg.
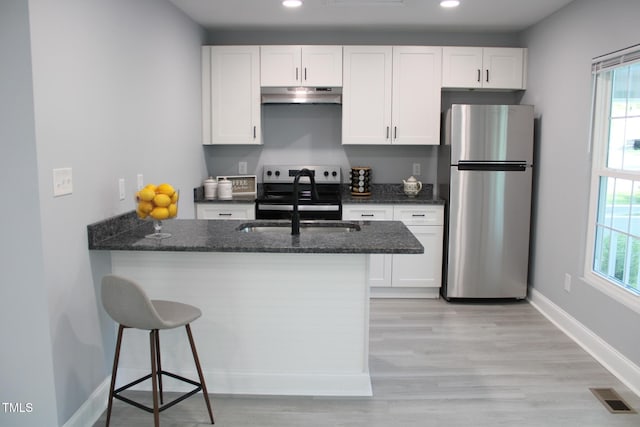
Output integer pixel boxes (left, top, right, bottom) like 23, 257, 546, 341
105, 325, 125, 427
186, 324, 215, 424
155, 330, 164, 404
150, 330, 160, 427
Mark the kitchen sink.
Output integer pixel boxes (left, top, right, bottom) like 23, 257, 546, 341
236, 221, 361, 234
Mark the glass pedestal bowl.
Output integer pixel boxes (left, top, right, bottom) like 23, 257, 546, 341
135, 185, 179, 239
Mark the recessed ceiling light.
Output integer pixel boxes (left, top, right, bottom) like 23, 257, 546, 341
440, 0, 460, 8
283, 0, 303, 7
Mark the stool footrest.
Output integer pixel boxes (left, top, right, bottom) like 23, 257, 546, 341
114, 370, 203, 414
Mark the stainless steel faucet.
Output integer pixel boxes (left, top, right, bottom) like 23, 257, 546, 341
291, 168, 319, 235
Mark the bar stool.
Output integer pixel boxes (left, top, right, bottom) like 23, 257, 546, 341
101, 274, 214, 426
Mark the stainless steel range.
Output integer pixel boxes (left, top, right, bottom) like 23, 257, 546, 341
255, 165, 342, 220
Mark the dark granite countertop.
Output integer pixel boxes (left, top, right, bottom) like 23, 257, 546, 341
87, 211, 423, 254
193, 184, 445, 205
341, 184, 444, 205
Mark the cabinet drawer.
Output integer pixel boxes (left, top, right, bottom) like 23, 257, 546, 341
196, 203, 255, 220
393, 205, 443, 225
342, 204, 393, 221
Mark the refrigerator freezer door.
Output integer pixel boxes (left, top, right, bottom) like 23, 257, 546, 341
449, 104, 534, 164
445, 166, 532, 298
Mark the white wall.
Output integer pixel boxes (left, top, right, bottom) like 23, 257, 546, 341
0, 1, 58, 425
19, 0, 205, 424
522, 0, 640, 365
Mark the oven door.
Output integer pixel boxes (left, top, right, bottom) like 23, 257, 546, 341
255, 202, 342, 220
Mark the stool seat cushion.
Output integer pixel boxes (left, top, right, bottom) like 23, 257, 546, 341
151, 300, 202, 329
102, 275, 201, 330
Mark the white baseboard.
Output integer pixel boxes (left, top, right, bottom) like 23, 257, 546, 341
62, 377, 109, 427
528, 288, 640, 397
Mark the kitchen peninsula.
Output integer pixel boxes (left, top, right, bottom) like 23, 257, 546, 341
88, 212, 422, 396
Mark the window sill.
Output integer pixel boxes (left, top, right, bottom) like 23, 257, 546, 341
583, 272, 640, 315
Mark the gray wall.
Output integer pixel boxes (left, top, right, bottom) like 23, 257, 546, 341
522, 0, 640, 364
0, 1, 58, 425
204, 30, 523, 185
5, 0, 206, 425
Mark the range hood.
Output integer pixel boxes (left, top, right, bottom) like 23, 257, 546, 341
261, 87, 342, 104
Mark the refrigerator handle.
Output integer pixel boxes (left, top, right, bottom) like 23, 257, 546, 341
457, 162, 527, 172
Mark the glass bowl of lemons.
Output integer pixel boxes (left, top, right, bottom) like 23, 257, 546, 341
135, 183, 179, 239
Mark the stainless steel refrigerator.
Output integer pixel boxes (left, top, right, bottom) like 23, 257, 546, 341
438, 104, 534, 300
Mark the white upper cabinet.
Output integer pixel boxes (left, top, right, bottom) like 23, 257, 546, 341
202, 46, 261, 145
442, 47, 526, 90
342, 46, 442, 145
260, 45, 343, 87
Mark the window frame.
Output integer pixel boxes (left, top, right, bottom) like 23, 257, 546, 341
585, 45, 640, 314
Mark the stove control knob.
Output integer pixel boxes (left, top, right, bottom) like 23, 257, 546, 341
332, 171, 338, 177
266, 170, 272, 176
324, 171, 329, 177
275, 170, 280, 177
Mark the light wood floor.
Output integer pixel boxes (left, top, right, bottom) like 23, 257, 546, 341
94, 299, 640, 426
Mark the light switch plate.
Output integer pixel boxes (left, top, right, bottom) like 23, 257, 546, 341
137, 174, 144, 190
239, 161, 248, 175
53, 168, 73, 197
412, 163, 421, 176
118, 178, 126, 200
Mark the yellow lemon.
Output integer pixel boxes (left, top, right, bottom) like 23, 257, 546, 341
138, 187, 156, 202
150, 207, 169, 220
153, 193, 171, 208
156, 183, 175, 196
171, 191, 179, 203
136, 208, 148, 219
168, 203, 178, 218
137, 200, 154, 213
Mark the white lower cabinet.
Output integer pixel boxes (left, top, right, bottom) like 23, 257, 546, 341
342, 205, 394, 287
342, 204, 444, 298
196, 203, 255, 220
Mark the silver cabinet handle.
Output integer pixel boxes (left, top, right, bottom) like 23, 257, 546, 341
219, 213, 232, 217
361, 214, 375, 217
486, 69, 489, 82
477, 69, 481, 82
386, 126, 390, 139
304, 67, 307, 81
296, 67, 299, 82
394, 126, 397, 139
412, 214, 426, 217
253, 126, 257, 139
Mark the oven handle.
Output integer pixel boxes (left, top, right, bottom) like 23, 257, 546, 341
257, 204, 341, 212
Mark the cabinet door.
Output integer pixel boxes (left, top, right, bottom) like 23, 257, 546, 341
342, 204, 393, 287
342, 46, 393, 145
196, 203, 255, 220
392, 46, 442, 145
203, 46, 261, 145
260, 46, 301, 86
482, 47, 525, 90
302, 46, 343, 87
391, 225, 443, 288
441, 46, 483, 89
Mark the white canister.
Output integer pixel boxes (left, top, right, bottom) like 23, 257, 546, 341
217, 177, 233, 200
203, 177, 217, 200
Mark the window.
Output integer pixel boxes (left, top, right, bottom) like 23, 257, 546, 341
587, 45, 640, 298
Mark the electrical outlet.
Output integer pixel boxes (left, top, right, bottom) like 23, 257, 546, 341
564, 273, 571, 293
137, 174, 144, 190
413, 163, 421, 176
53, 167, 73, 197
239, 161, 248, 175
118, 178, 126, 201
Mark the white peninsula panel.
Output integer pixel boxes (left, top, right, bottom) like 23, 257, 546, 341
111, 251, 372, 397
